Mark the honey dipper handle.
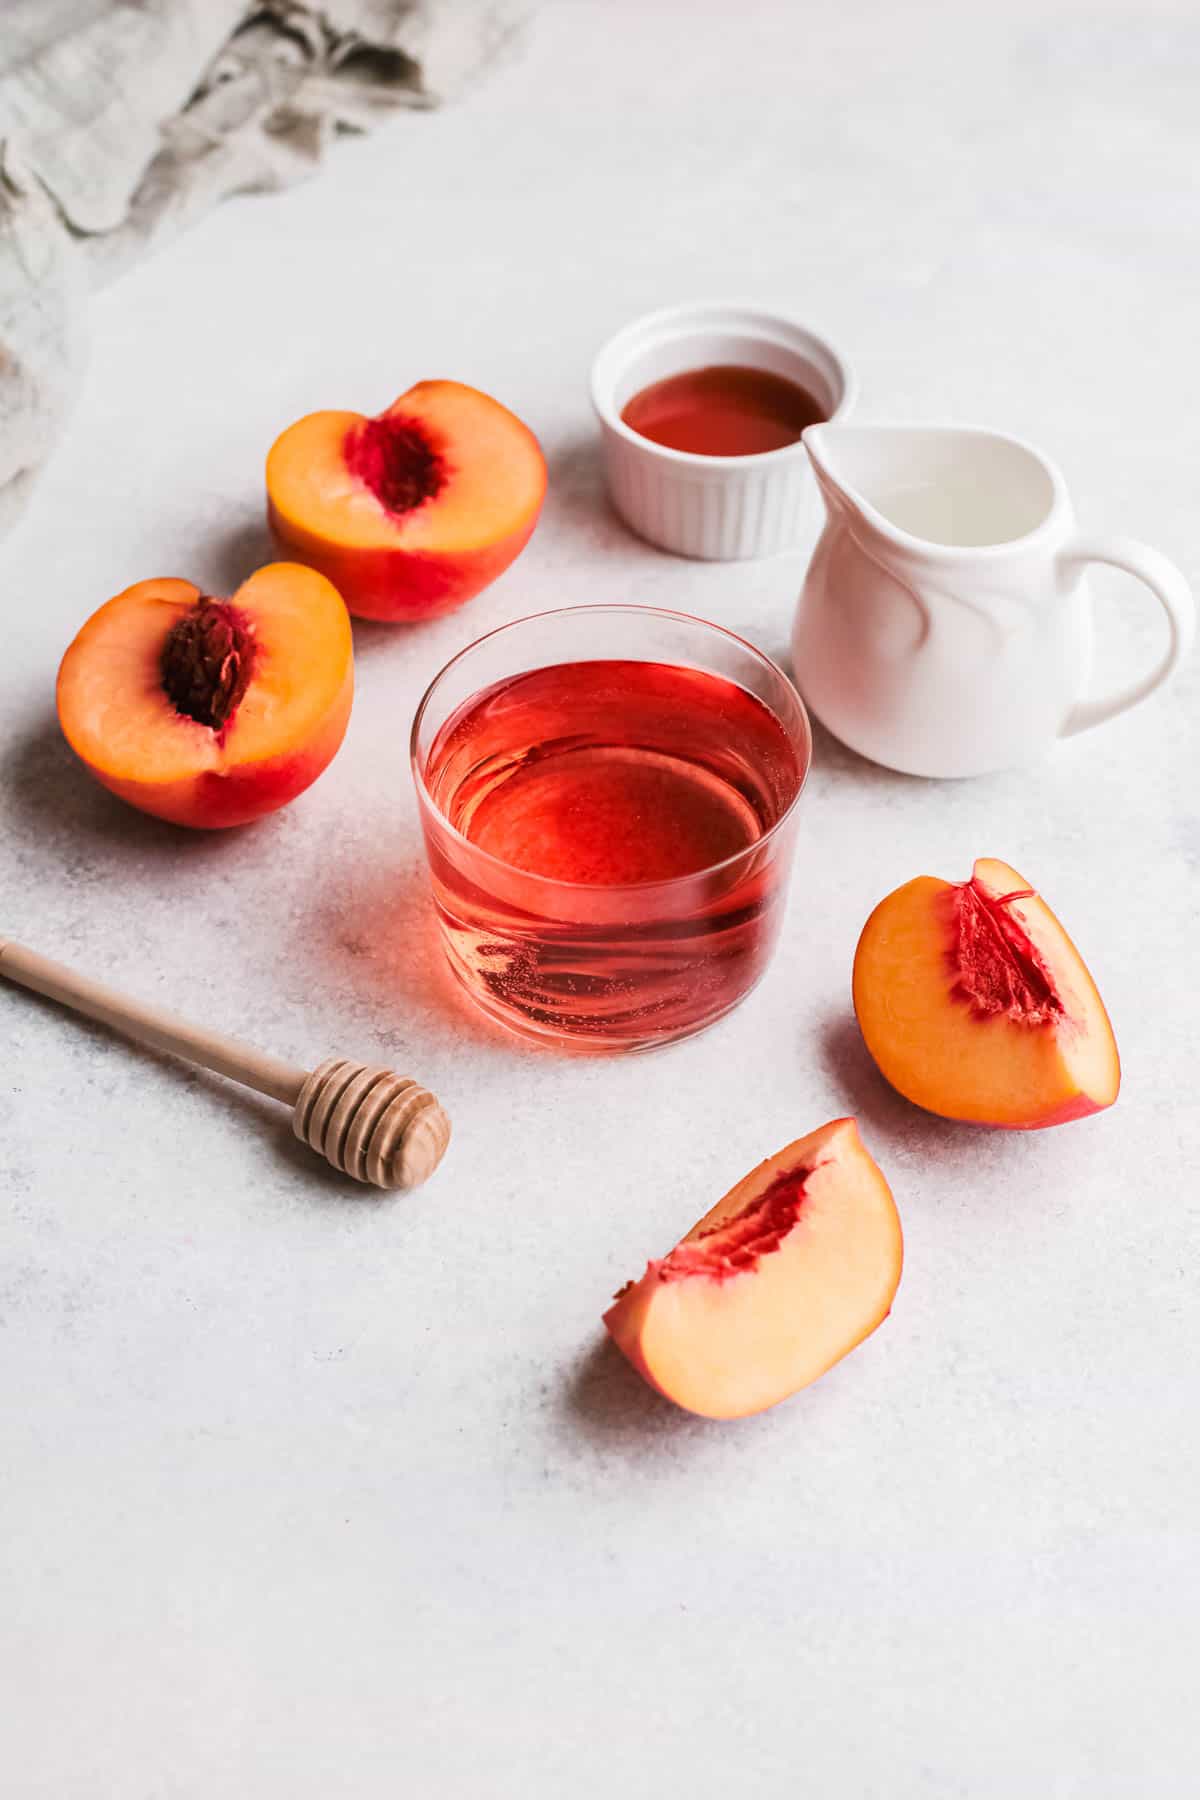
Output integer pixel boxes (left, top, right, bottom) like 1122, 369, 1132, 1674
0, 939, 307, 1106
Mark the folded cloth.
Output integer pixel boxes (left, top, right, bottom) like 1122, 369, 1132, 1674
0, 0, 527, 533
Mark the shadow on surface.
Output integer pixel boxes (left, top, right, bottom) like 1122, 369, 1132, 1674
542, 437, 637, 558
817, 1012, 922, 1138
348, 611, 464, 662
309, 855, 533, 1058
2, 983, 375, 1207
200, 514, 278, 595
564, 1336, 713, 1445
804, 713, 923, 794
5, 711, 236, 864
816, 1011, 1056, 1192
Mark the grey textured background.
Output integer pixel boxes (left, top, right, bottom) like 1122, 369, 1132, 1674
2, 2, 1197, 1794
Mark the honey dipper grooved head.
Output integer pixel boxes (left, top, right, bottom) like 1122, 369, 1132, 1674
293, 1059, 450, 1190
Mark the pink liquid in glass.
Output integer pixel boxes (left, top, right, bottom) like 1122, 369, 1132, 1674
419, 658, 806, 1048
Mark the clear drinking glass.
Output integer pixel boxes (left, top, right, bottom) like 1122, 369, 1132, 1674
410, 605, 811, 1052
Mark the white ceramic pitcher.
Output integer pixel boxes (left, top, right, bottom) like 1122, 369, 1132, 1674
791, 424, 1194, 777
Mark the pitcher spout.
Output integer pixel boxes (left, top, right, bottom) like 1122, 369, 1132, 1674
799, 421, 851, 492
802, 423, 1066, 554
801, 423, 891, 525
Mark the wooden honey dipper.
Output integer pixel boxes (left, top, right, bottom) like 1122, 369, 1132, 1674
0, 939, 450, 1191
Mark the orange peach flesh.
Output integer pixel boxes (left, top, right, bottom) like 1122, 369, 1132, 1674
265, 379, 547, 621
604, 1119, 903, 1420
853, 857, 1120, 1129
56, 564, 353, 828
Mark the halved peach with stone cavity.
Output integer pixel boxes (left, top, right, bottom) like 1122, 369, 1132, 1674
266, 379, 547, 622
853, 857, 1120, 1129
56, 564, 353, 829
604, 1119, 902, 1420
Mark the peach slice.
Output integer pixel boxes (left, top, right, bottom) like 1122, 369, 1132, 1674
853, 857, 1120, 1129
56, 564, 353, 829
604, 1119, 902, 1420
265, 379, 547, 622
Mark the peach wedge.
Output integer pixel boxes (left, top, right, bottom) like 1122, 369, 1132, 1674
604, 1119, 902, 1420
853, 857, 1120, 1129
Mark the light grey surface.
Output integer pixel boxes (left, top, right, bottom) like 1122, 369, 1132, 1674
2, 2, 1197, 1794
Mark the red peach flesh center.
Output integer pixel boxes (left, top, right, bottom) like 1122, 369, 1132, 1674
657, 1164, 813, 1284
345, 413, 447, 515
950, 879, 1063, 1024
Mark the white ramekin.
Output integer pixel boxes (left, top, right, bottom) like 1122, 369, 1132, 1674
590, 302, 856, 561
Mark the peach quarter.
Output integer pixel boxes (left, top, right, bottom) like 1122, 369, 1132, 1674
56, 564, 353, 829
266, 379, 547, 622
604, 1119, 903, 1420
853, 857, 1120, 1129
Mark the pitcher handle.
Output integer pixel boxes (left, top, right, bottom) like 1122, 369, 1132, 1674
1059, 535, 1195, 736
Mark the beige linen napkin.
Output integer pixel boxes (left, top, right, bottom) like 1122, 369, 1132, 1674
0, 0, 526, 532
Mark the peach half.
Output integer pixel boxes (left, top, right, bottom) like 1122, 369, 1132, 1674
56, 564, 353, 829
853, 857, 1120, 1129
604, 1119, 902, 1420
266, 379, 547, 622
